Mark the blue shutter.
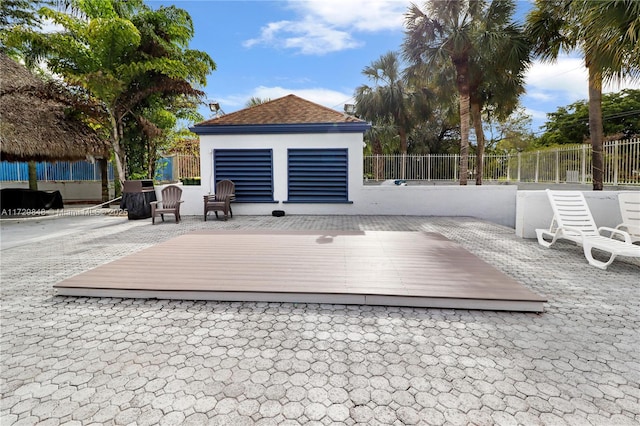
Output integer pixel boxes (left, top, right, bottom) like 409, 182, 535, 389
288, 149, 348, 202
214, 149, 273, 202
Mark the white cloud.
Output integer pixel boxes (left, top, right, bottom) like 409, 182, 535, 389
523, 108, 550, 130
218, 86, 353, 111
288, 0, 406, 32
244, 0, 407, 55
525, 57, 588, 103
522, 54, 640, 130
524, 108, 548, 121
214, 94, 250, 109
525, 55, 640, 104
603, 78, 640, 94
526, 91, 555, 102
39, 18, 65, 34
244, 18, 362, 55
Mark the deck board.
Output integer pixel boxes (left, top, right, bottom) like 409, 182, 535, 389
54, 230, 546, 311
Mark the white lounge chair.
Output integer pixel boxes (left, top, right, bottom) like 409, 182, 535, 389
535, 189, 640, 269
615, 192, 640, 244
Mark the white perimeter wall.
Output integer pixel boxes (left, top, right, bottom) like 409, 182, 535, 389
165, 184, 517, 228
156, 184, 636, 234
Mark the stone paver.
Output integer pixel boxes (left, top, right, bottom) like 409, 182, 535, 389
1, 214, 639, 425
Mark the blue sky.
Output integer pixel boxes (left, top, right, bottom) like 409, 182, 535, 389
148, 0, 639, 133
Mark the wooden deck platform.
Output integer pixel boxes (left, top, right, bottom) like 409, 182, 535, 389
54, 230, 546, 312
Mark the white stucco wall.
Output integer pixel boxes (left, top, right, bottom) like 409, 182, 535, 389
515, 190, 625, 239
169, 183, 516, 226
358, 185, 516, 226
168, 183, 633, 236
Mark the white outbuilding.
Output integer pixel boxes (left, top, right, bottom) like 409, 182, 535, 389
190, 94, 370, 215
183, 93, 517, 227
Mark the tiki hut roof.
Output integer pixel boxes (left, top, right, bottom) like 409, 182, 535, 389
0, 53, 110, 162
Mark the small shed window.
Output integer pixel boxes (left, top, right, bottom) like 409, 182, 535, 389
214, 149, 274, 202
287, 148, 349, 203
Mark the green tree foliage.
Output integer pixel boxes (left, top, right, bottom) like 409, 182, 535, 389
403, 0, 480, 184
124, 5, 212, 179
363, 118, 399, 156
403, 0, 529, 185
485, 106, 536, 153
467, 0, 529, 184
538, 89, 640, 147
0, 0, 47, 33
4, 0, 215, 184
403, 62, 461, 155
355, 51, 431, 157
409, 121, 460, 155
245, 97, 271, 107
527, 0, 640, 190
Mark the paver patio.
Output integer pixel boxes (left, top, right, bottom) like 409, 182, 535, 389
1, 214, 639, 425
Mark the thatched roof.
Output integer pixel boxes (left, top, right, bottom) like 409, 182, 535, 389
0, 53, 111, 162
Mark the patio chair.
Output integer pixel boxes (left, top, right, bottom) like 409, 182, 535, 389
615, 192, 640, 244
204, 179, 235, 221
150, 185, 183, 225
535, 189, 640, 269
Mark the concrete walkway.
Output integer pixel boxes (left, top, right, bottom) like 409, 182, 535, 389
1, 214, 639, 425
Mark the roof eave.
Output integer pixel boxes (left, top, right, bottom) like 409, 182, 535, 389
190, 122, 371, 135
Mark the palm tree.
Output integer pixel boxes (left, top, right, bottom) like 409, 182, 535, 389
403, 0, 484, 185
404, 0, 529, 185
246, 97, 271, 107
364, 118, 398, 180
527, 0, 640, 190
467, 0, 529, 184
355, 51, 430, 179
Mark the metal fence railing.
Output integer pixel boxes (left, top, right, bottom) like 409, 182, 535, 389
364, 139, 640, 185
3, 139, 638, 186
154, 155, 200, 182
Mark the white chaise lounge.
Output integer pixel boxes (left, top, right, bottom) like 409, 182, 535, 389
535, 189, 640, 269
615, 192, 640, 244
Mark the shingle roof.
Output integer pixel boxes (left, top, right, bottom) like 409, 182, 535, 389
196, 94, 364, 126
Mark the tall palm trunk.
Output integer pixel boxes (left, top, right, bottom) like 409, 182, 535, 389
455, 59, 470, 185
471, 101, 485, 185
587, 61, 604, 191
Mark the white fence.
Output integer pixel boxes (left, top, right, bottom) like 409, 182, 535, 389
364, 139, 640, 185
8, 140, 635, 185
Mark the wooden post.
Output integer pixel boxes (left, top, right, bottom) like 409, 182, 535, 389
100, 159, 109, 206
28, 161, 38, 191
